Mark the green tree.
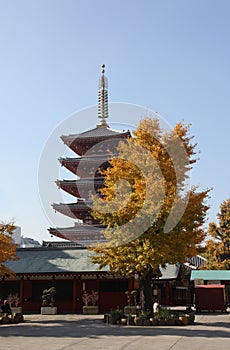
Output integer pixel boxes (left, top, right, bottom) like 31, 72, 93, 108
203, 198, 230, 269
90, 118, 210, 310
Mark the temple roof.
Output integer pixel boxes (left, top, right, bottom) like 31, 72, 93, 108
52, 202, 93, 219
190, 270, 230, 281
4, 247, 183, 279
48, 223, 107, 244
42, 241, 84, 248
61, 127, 130, 142
158, 264, 180, 280
49, 223, 106, 233
59, 155, 113, 177
56, 179, 104, 199
52, 201, 92, 212
4, 247, 109, 274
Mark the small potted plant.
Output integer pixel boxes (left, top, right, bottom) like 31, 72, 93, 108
134, 309, 151, 326
110, 308, 124, 324
82, 290, 99, 314
7, 293, 22, 314
154, 307, 172, 326
41, 287, 57, 315
124, 290, 137, 315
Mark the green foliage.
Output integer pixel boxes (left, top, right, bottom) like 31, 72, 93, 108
154, 307, 172, 320
42, 287, 56, 307
110, 308, 124, 324
139, 309, 151, 318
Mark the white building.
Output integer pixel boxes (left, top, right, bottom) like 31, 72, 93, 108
10, 226, 41, 248
20, 237, 41, 248
11, 226, 22, 245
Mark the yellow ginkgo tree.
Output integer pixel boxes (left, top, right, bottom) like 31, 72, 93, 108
90, 117, 210, 310
0, 223, 18, 277
203, 198, 230, 269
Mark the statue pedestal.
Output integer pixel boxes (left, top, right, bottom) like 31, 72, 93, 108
83, 306, 99, 314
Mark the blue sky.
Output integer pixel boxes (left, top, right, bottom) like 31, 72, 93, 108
0, 0, 230, 242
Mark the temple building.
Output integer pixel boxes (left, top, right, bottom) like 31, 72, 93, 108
49, 64, 130, 244
1, 66, 135, 314
2, 66, 195, 313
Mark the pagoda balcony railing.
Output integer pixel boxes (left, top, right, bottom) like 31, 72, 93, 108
56, 178, 104, 185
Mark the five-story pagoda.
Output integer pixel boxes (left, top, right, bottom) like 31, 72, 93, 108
49, 65, 131, 244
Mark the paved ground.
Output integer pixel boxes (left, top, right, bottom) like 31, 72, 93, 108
0, 312, 229, 350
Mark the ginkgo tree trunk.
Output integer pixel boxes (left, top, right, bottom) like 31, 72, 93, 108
90, 118, 210, 311
0, 223, 18, 277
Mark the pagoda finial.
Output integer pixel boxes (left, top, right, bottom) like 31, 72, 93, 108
97, 64, 109, 128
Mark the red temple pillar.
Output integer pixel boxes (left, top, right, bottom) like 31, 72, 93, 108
165, 282, 170, 305
73, 276, 77, 313
20, 276, 24, 308
128, 277, 133, 291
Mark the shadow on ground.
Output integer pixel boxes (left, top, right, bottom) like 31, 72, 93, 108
0, 316, 230, 339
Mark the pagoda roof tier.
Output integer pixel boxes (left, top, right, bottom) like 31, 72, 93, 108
48, 223, 107, 244
61, 128, 130, 156
59, 155, 111, 176
62, 127, 130, 141
52, 202, 98, 222
56, 178, 104, 199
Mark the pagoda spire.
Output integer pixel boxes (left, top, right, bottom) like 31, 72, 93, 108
97, 64, 109, 128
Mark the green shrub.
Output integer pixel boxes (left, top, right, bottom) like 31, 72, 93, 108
154, 307, 172, 320
42, 287, 56, 307
139, 309, 151, 318
110, 308, 124, 324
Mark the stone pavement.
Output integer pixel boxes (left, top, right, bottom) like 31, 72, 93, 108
0, 312, 229, 350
